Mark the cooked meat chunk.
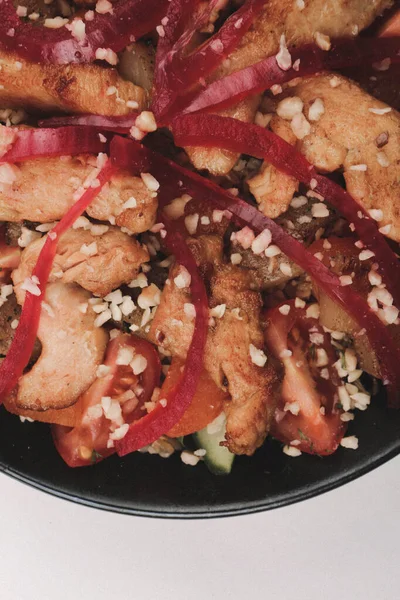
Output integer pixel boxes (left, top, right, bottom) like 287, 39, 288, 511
148, 236, 281, 455
148, 264, 196, 358
0, 152, 157, 233
86, 169, 158, 234
248, 161, 298, 220
13, 227, 149, 298
0, 50, 147, 115
225, 0, 392, 74
250, 75, 400, 240
248, 117, 298, 218
187, 0, 392, 175
208, 265, 281, 455
12, 282, 108, 411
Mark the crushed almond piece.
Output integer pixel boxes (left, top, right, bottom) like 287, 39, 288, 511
276, 35, 292, 70
308, 98, 325, 122
291, 113, 311, 139
340, 436, 359, 450
249, 344, 268, 367
314, 31, 331, 51
283, 445, 302, 457
184, 213, 199, 235
174, 267, 191, 289
276, 96, 303, 120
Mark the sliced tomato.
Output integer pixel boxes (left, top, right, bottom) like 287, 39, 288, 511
264, 301, 346, 455
52, 334, 161, 467
164, 358, 226, 438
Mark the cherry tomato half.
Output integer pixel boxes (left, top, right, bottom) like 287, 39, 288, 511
52, 334, 161, 467
264, 301, 346, 455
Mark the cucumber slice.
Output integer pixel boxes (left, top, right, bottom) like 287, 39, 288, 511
193, 417, 235, 475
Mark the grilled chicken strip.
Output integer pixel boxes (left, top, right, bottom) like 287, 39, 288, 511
148, 235, 281, 455
0, 50, 146, 115
249, 74, 400, 241
0, 151, 158, 234
187, 0, 393, 175
207, 264, 281, 455
13, 227, 149, 298
9, 282, 108, 411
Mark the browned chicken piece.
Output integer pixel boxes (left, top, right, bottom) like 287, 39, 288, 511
207, 264, 281, 455
247, 161, 298, 220
0, 50, 147, 115
11, 282, 108, 411
148, 268, 194, 356
248, 117, 298, 219
187, 0, 392, 175
13, 227, 149, 299
249, 74, 400, 241
87, 169, 158, 234
149, 235, 281, 455
0, 152, 158, 234
147, 236, 224, 356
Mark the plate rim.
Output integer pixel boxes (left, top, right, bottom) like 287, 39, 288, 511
1, 441, 399, 519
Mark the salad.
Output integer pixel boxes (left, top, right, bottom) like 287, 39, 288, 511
0, 0, 399, 475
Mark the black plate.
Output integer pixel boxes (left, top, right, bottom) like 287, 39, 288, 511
0, 391, 399, 518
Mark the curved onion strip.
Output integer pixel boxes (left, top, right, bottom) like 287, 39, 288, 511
152, 0, 265, 120
165, 37, 400, 118
38, 114, 139, 134
170, 0, 220, 57
0, 160, 115, 402
171, 113, 400, 308
110, 135, 400, 407
116, 215, 208, 455
0, 0, 169, 64
152, 0, 200, 122
168, 0, 265, 87
1, 126, 109, 163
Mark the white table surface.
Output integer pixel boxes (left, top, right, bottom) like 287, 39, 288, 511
0, 455, 398, 600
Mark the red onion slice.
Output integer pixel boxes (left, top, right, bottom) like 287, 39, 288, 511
1, 126, 109, 163
0, 0, 169, 64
